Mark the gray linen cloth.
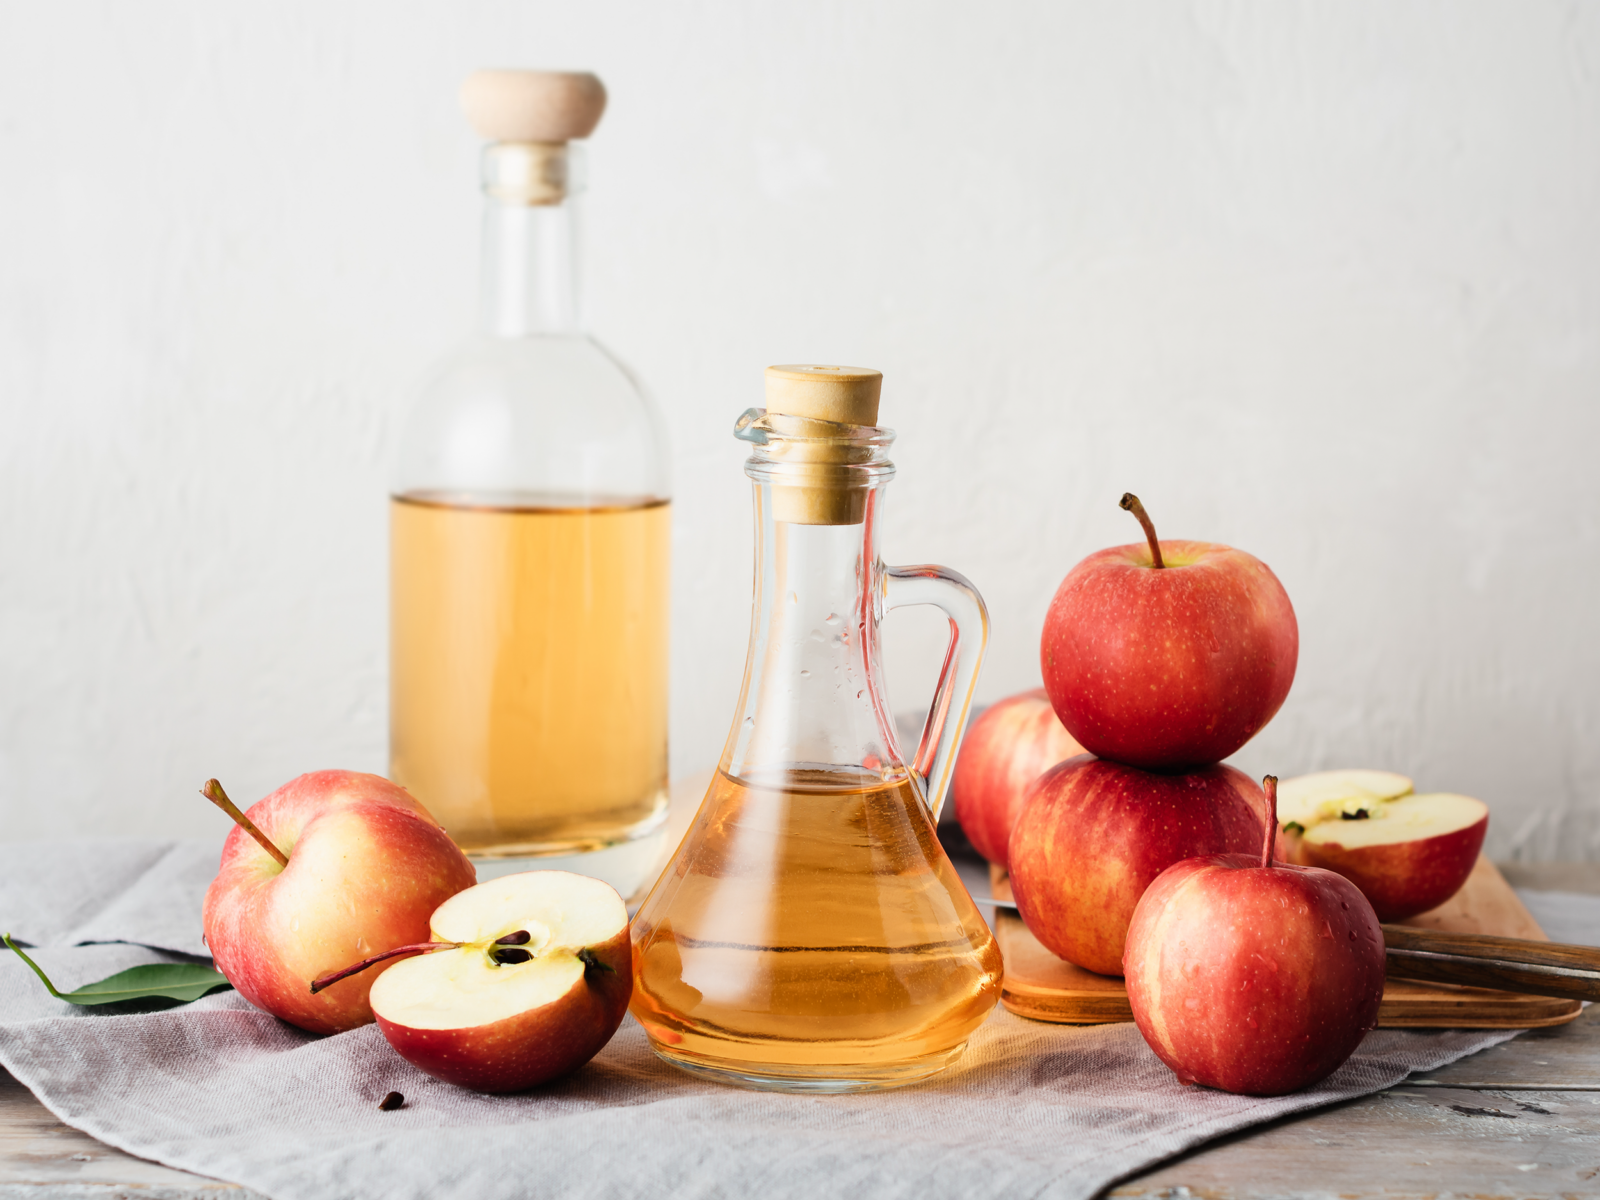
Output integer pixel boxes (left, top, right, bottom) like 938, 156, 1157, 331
2, 840, 1590, 1200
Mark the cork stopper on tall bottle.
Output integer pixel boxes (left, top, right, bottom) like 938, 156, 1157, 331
460, 69, 608, 206
763, 365, 884, 526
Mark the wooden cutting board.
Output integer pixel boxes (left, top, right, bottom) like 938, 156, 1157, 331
991, 855, 1583, 1029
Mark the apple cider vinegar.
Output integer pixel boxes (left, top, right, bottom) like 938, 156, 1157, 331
389, 492, 670, 855
631, 767, 1002, 1087
390, 72, 671, 885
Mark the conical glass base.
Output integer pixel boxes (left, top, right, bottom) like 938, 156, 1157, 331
630, 767, 1002, 1089
648, 1040, 974, 1094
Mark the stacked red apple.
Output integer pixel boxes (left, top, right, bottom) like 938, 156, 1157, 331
1002, 495, 1301, 977
202, 771, 631, 1092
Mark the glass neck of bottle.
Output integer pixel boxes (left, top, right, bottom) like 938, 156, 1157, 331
476, 136, 585, 339
479, 187, 580, 338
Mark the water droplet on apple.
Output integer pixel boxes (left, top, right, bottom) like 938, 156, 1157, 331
1349, 929, 1358, 940
1341, 901, 1349, 910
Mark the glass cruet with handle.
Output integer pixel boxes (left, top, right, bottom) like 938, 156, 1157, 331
630, 364, 1002, 1093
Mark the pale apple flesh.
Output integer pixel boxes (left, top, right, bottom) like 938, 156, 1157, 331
1124, 852, 1386, 1096
1294, 793, 1489, 921
370, 871, 632, 1093
952, 689, 1085, 870
1007, 757, 1265, 976
1276, 769, 1414, 830
202, 770, 477, 1035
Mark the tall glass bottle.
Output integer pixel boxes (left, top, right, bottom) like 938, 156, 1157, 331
390, 71, 670, 870
630, 365, 1001, 1092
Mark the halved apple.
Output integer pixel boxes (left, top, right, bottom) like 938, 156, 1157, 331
1293, 792, 1488, 921
368, 871, 632, 1093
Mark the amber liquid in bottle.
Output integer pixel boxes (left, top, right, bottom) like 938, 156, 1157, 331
631, 766, 1003, 1084
389, 491, 671, 855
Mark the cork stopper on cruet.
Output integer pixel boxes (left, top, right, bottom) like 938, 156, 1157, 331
762, 365, 884, 526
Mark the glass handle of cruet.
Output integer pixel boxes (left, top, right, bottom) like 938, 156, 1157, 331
883, 564, 990, 822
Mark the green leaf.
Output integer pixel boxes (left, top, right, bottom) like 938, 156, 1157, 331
4, 933, 232, 1006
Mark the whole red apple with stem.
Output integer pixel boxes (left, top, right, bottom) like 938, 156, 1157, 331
952, 688, 1084, 869
1040, 494, 1298, 772
202, 771, 477, 1035
316, 871, 633, 1092
1123, 776, 1386, 1096
1008, 757, 1266, 975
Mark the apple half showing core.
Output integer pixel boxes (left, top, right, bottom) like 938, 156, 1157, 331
1290, 792, 1489, 922
368, 872, 632, 1093
1276, 770, 1414, 828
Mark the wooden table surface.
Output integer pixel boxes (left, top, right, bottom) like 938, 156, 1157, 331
4, 862, 1597, 1200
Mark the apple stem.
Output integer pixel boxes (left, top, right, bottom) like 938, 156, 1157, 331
1261, 775, 1279, 869
309, 942, 458, 994
1119, 493, 1165, 569
202, 779, 290, 868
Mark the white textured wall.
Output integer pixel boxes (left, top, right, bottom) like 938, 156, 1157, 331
2, 2, 1597, 860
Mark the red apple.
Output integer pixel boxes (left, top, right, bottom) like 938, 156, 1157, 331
202, 771, 477, 1035
1008, 757, 1265, 976
1124, 776, 1386, 1095
363, 871, 632, 1092
1040, 494, 1298, 771
952, 688, 1085, 869
1287, 787, 1488, 922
